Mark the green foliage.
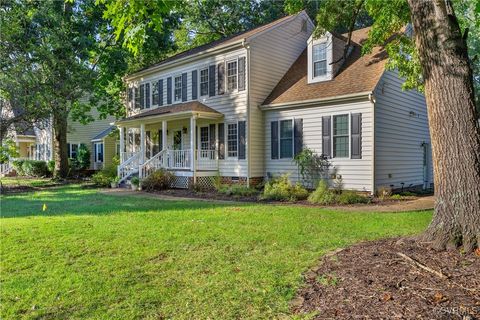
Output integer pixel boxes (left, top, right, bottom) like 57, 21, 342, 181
308, 180, 336, 205
217, 184, 258, 197
91, 165, 117, 187
316, 273, 339, 286
20, 160, 49, 177
0, 139, 19, 163
12, 160, 25, 176
130, 176, 140, 187
293, 148, 331, 189
47, 160, 55, 174
70, 144, 90, 171
336, 191, 370, 204
141, 169, 174, 191
262, 174, 309, 201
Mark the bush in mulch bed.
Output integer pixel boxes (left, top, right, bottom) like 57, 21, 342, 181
292, 238, 479, 319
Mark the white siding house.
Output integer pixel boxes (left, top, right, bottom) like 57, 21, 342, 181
115, 12, 432, 193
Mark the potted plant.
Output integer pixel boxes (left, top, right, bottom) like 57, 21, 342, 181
130, 176, 140, 191
111, 176, 120, 189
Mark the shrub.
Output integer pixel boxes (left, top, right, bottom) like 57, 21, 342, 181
76, 144, 90, 170
21, 160, 48, 177
141, 169, 174, 191
293, 148, 331, 189
336, 191, 370, 205
12, 159, 25, 176
217, 184, 258, 197
262, 174, 309, 201
47, 160, 55, 174
91, 165, 117, 187
308, 180, 336, 205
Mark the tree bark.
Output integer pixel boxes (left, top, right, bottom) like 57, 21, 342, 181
52, 107, 69, 179
407, 0, 480, 252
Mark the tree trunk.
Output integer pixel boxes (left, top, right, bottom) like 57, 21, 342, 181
52, 109, 69, 179
407, 0, 480, 252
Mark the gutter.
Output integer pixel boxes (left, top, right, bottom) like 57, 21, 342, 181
369, 92, 376, 196
124, 40, 246, 81
259, 91, 373, 110
244, 40, 251, 187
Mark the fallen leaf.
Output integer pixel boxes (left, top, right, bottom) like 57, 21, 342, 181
381, 293, 393, 302
474, 248, 480, 257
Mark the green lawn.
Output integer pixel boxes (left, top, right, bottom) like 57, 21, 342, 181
0, 185, 432, 319
0, 177, 54, 188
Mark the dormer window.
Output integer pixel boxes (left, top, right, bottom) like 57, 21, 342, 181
313, 43, 327, 77
307, 32, 333, 83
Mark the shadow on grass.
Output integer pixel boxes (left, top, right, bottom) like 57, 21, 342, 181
0, 184, 251, 219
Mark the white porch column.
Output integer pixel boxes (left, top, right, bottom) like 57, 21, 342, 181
190, 116, 196, 182
119, 126, 125, 163
140, 123, 145, 164
162, 120, 167, 151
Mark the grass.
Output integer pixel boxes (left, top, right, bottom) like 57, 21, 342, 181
0, 185, 432, 319
0, 176, 54, 188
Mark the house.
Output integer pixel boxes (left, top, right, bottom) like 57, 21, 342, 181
67, 105, 118, 170
116, 11, 433, 194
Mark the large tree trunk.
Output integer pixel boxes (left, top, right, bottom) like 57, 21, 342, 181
52, 109, 69, 179
407, 0, 480, 252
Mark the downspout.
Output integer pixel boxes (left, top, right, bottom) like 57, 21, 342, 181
244, 40, 252, 187
369, 92, 376, 196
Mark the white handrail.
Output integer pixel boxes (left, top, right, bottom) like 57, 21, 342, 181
139, 149, 167, 179
0, 162, 12, 178
196, 149, 217, 170
118, 152, 141, 183
167, 149, 191, 169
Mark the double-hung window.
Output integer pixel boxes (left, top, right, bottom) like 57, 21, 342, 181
152, 81, 159, 105
312, 43, 327, 77
227, 123, 238, 157
279, 120, 293, 158
333, 114, 349, 158
174, 75, 182, 102
68, 143, 79, 158
94, 142, 104, 162
134, 87, 140, 108
200, 68, 209, 96
227, 60, 238, 91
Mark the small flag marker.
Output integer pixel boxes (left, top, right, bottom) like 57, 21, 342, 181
42, 203, 47, 211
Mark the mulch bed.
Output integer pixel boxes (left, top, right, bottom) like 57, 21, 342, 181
292, 238, 479, 319
150, 188, 260, 202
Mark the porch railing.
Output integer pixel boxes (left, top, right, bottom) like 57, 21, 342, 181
0, 162, 12, 178
118, 151, 141, 183
139, 149, 167, 179
196, 149, 217, 170
167, 149, 191, 169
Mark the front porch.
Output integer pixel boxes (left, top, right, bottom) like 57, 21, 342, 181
116, 102, 224, 185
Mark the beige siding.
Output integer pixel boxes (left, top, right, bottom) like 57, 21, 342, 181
67, 107, 116, 170
265, 100, 374, 192
374, 70, 433, 190
248, 12, 313, 178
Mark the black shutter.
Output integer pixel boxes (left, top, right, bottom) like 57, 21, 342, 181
67, 143, 71, 158
217, 62, 225, 95
182, 72, 187, 102
294, 118, 303, 156
238, 57, 246, 91
167, 77, 172, 104
158, 129, 163, 151
271, 121, 278, 159
145, 83, 150, 108
218, 123, 225, 159
238, 121, 246, 160
322, 116, 331, 158
146, 131, 151, 158
191, 70, 198, 100
209, 65, 216, 97
209, 124, 216, 151
140, 84, 145, 109
158, 79, 163, 106
351, 113, 362, 159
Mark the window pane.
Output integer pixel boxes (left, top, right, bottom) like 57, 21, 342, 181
200, 127, 209, 150
313, 61, 327, 77
313, 43, 326, 61
152, 82, 159, 105
134, 87, 140, 108
227, 61, 237, 91
334, 136, 349, 157
227, 123, 238, 157
333, 115, 348, 135
280, 120, 293, 158
200, 69, 209, 96
174, 76, 182, 101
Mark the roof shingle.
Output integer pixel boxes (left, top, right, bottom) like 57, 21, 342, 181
263, 27, 388, 106
120, 101, 221, 122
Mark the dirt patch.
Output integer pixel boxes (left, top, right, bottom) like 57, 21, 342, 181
293, 238, 479, 319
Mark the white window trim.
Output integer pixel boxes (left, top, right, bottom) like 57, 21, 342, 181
94, 142, 104, 163
279, 119, 294, 159
199, 126, 210, 151
226, 122, 238, 159
68, 143, 80, 158
307, 33, 333, 83
173, 74, 183, 103
151, 80, 159, 107
330, 112, 351, 159
199, 67, 210, 98
226, 59, 238, 93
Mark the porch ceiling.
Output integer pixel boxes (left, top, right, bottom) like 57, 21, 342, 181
116, 101, 223, 126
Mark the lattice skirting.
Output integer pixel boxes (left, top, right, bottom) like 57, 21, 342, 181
195, 176, 217, 190
170, 176, 191, 189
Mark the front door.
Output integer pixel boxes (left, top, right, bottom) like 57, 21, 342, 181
173, 130, 182, 150
199, 126, 209, 158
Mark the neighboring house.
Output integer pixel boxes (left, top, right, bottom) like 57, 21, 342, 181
116, 11, 433, 194
67, 106, 117, 170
